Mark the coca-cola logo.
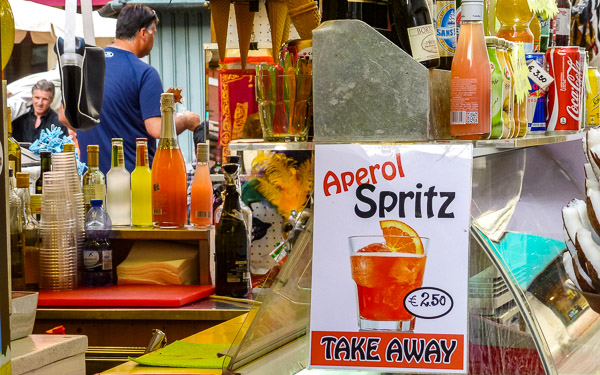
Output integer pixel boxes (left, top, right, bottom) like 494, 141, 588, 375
565, 56, 582, 122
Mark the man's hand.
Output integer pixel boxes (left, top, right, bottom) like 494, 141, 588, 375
176, 110, 200, 134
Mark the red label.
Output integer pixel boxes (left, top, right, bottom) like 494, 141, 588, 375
311, 331, 465, 370
546, 48, 583, 131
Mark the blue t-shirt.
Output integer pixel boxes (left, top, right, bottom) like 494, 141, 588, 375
77, 47, 163, 174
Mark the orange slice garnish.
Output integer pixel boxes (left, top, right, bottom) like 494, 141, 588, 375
380, 220, 424, 254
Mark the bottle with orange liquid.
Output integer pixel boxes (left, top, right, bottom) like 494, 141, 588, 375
151, 93, 188, 228
450, 0, 491, 139
495, 0, 534, 53
190, 143, 213, 227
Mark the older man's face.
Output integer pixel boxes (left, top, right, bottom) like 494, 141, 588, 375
32, 89, 52, 117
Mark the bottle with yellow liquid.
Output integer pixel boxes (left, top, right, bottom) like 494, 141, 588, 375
7, 107, 21, 172
505, 41, 528, 137
496, 39, 516, 138
131, 138, 153, 226
495, 0, 534, 53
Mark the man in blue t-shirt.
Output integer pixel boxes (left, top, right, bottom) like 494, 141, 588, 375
76, 4, 200, 174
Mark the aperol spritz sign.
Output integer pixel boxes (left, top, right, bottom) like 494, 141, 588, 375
310, 144, 473, 373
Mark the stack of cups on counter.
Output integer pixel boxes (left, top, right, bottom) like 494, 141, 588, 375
51, 151, 86, 286
39, 171, 78, 290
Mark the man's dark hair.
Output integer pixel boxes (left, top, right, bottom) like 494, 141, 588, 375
115, 4, 159, 40
32, 79, 55, 101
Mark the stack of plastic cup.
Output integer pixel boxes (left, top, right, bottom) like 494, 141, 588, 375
51, 152, 86, 284
39, 171, 78, 290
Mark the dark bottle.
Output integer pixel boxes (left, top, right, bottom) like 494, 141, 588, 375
320, 0, 392, 37
391, 0, 441, 68
35, 151, 51, 195
433, 0, 456, 69
215, 163, 250, 298
83, 199, 113, 286
553, 0, 571, 46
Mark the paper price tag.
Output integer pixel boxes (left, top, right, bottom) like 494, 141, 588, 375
527, 60, 554, 90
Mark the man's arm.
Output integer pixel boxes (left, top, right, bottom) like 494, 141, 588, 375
144, 110, 201, 138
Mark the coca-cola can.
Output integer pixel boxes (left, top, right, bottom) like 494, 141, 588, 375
546, 46, 584, 133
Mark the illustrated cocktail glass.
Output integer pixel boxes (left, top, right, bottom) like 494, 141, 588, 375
349, 235, 428, 332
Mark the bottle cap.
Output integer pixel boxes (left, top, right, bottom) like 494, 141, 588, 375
16, 172, 29, 188
196, 143, 209, 162
485, 36, 498, 45
88, 145, 99, 152
91, 199, 103, 208
222, 162, 240, 184
461, 0, 484, 22
136, 138, 148, 142
63, 143, 75, 153
161, 93, 175, 111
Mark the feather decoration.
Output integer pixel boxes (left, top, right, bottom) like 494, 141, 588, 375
252, 152, 313, 219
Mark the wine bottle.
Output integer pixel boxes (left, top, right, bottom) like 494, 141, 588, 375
190, 143, 213, 227
106, 139, 131, 226
391, 0, 440, 68
82, 145, 106, 214
215, 163, 250, 298
131, 138, 153, 226
35, 151, 51, 195
151, 93, 188, 228
7, 107, 21, 173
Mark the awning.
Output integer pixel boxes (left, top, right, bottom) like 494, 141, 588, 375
9, 0, 117, 46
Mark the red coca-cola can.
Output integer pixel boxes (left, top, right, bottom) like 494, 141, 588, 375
546, 46, 584, 133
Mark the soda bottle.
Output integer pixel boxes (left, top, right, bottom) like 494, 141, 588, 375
106, 139, 131, 226
190, 143, 213, 227
450, 0, 491, 139
486, 37, 505, 138
495, 0, 534, 52
554, 0, 571, 46
83, 199, 113, 286
131, 138, 153, 226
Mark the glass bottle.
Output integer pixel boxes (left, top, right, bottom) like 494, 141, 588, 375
495, 0, 534, 52
554, 0, 571, 46
486, 37, 504, 139
530, 15, 541, 52
215, 163, 250, 298
214, 156, 253, 245
450, 0, 491, 139
35, 151, 51, 195
505, 41, 528, 138
30, 194, 42, 221
391, 0, 441, 68
16, 172, 39, 290
152, 93, 188, 228
83, 199, 113, 286
106, 138, 131, 226
495, 39, 516, 138
82, 145, 106, 214
539, 15, 550, 51
131, 138, 153, 226
9, 169, 24, 291
190, 143, 213, 227
433, 0, 456, 69
320, 0, 391, 38
63, 143, 75, 153
7, 107, 21, 173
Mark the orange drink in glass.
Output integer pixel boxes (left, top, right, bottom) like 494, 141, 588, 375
350, 234, 428, 331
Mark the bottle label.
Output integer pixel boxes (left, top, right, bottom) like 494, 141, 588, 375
83, 184, 106, 204
435, 1, 456, 57
555, 9, 570, 36
407, 24, 440, 62
195, 211, 212, 218
84, 250, 101, 270
488, 47, 504, 138
450, 78, 481, 125
102, 250, 112, 270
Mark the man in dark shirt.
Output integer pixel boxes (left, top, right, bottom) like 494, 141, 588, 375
12, 79, 69, 143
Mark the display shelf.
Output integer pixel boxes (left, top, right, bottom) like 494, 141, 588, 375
229, 139, 314, 151
108, 226, 211, 241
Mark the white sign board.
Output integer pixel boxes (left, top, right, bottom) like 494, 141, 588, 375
310, 144, 473, 373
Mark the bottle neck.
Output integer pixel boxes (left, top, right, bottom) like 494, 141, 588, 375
159, 108, 179, 148
136, 144, 148, 167
88, 152, 99, 170
461, 3, 484, 24
223, 184, 242, 214
111, 146, 125, 168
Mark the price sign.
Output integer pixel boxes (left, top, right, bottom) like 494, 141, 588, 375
404, 287, 454, 319
527, 60, 554, 90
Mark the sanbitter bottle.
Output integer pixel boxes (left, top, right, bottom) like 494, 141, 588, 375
215, 163, 250, 298
151, 93, 188, 228
106, 139, 131, 226
82, 145, 106, 214
35, 151, 51, 195
7, 107, 21, 173
190, 143, 213, 227
131, 138, 153, 226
